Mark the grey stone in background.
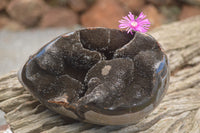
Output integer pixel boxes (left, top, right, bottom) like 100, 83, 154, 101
159, 5, 181, 23
0, 27, 80, 76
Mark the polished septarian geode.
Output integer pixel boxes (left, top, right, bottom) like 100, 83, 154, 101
18, 28, 170, 125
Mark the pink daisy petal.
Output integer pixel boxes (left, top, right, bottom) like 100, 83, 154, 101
123, 16, 131, 22
127, 28, 132, 34
120, 22, 129, 25
119, 19, 128, 22
119, 23, 128, 26
136, 27, 146, 33
118, 12, 151, 33
119, 23, 129, 27
128, 12, 135, 20
125, 27, 130, 31
119, 24, 129, 29
139, 19, 151, 25
137, 12, 146, 20
119, 20, 126, 23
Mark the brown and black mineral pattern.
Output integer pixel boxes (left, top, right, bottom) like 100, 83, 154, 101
18, 28, 170, 125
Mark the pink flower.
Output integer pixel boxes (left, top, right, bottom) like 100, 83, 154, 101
119, 12, 151, 34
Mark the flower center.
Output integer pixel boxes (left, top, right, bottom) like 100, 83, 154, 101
131, 21, 138, 27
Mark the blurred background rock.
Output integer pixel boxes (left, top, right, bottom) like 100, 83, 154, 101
0, 0, 200, 30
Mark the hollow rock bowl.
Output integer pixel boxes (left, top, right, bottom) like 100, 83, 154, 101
18, 27, 170, 125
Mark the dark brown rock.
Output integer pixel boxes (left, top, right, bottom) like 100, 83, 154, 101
84, 0, 97, 6
147, 0, 174, 5
40, 8, 78, 28
143, 5, 165, 29
81, 0, 127, 29
118, 0, 145, 11
0, 15, 24, 30
178, 0, 200, 6
0, 16, 9, 29
45, 0, 68, 6
0, 0, 9, 11
7, 0, 48, 27
68, 0, 87, 12
179, 5, 200, 20
18, 28, 169, 125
